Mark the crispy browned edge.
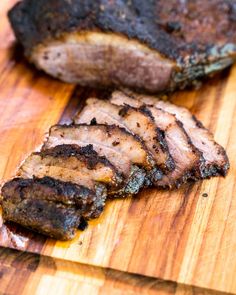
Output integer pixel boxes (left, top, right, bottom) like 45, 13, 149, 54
118, 104, 175, 172
34, 144, 123, 186
1, 177, 106, 240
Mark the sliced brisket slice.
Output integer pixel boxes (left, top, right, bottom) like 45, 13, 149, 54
136, 94, 230, 178
74, 98, 174, 174
18, 144, 122, 191
1, 177, 106, 240
111, 91, 203, 188
44, 124, 153, 175
43, 124, 154, 196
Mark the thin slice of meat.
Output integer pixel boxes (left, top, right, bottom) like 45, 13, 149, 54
74, 98, 174, 174
43, 124, 156, 196
1, 177, 106, 240
18, 144, 121, 191
134, 93, 230, 177
44, 124, 153, 175
111, 91, 203, 188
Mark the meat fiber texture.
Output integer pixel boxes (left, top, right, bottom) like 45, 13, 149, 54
73, 91, 229, 188
75, 98, 174, 173
129, 92, 230, 178
0, 90, 230, 240
110, 92, 202, 188
44, 124, 158, 196
1, 145, 112, 240
8, 0, 236, 93
110, 90, 229, 181
1, 177, 106, 240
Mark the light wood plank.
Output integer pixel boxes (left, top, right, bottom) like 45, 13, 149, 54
41, 69, 236, 293
0, 248, 231, 295
0, 1, 236, 294
0, 0, 75, 182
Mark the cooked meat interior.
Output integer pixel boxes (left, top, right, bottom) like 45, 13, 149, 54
18, 144, 122, 190
1, 177, 106, 240
43, 124, 156, 196
111, 91, 203, 187
74, 98, 174, 173
44, 124, 153, 174
135, 94, 230, 177
9, 0, 236, 93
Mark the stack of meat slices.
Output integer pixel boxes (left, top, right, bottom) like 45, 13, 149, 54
74, 91, 229, 187
1, 91, 229, 240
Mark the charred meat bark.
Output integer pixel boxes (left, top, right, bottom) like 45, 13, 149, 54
43, 124, 157, 196
130, 92, 230, 177
44, 124, 153, 174
111, 91, 203, 187
8, 0, 236, 93
1, 177, 106, 240
18, 144, 122, 190
74, 98, 174, 173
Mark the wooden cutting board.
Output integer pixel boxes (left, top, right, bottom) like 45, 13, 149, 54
0, 1, 236, 294
0, 247, 229, 295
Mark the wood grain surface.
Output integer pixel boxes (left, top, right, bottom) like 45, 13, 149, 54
0, 247, 232, 295
0, 1, 236, 294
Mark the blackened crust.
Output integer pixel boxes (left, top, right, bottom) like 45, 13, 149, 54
1, 177, 106, 239
1, 177, 106, 217
8, 0, 236, 93
45, 124, 154, 196
2, 177, 90, 206
170, 119, 205, 187
109, 165, 147, 198
2, 177, 92, 204
191, 116, 230, 177
3, 198, 81, 240
48, 123, 154, 168
9, 0, 236, 60
120, 104, 175, 172
139, 105, 175, 171
37, 144, 121, 178
8, 0, 178, 59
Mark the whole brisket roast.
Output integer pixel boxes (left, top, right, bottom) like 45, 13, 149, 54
8, 0, 236, 93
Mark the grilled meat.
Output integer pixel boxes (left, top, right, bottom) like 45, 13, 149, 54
111, 91, 203, 187
43, 124, 157, 196
1, 177, 106, 240
74, 98, 174, 173
1, 145, 111, 239
128, 92, 230, 177
44, 124, 153, 174
9, 0, 236, 93
18, 144, 122, 190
